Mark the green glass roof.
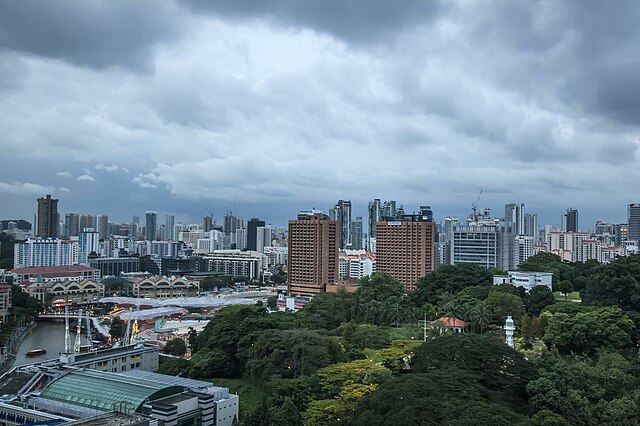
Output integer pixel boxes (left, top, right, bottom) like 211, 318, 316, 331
40, 369, 185, 413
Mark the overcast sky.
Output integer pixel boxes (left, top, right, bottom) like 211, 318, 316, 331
1, 1, 639, 229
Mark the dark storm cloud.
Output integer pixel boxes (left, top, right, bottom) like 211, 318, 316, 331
0, 0, 185, 71
1, 0, 640, 227
184, 0, 441, 43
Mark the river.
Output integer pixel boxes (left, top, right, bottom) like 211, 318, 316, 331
12, 322, 90, 368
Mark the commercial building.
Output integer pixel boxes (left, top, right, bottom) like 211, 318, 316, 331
10, 265, 100, 284
330, 200, 352, 249
493, 271, 553, 292
367, 199, 382, 251
203, 250, 265, 281
629, 204, 640, 242
288, 210, 338, 296
0, 344, 239, 425
246, 218, 265, 251
63, 213, 80, 238
504, 203, 525, 235
89, 256, 140, 277
145, 211, 157, 241
13, 239, 79, 268
130, 275, 200, 299
36, 194, 59, 238
562, 208, 579, 232
24, 278, 104, 307
78, 228, 100, 265
376, 207, 435, 290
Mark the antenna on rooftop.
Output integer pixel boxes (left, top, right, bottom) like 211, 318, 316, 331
64, 305, 71, 354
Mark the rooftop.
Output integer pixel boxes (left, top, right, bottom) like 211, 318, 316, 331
39, 368, 184, 414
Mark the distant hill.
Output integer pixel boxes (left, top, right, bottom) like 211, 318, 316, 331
0, 219, 32, 231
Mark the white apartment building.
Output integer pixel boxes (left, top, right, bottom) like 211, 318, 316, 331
14, 238, 78, 268
515, 235, 535, 267
203, 250, 266, 281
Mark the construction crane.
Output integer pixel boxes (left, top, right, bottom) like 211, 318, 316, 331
471, 189, 483, 217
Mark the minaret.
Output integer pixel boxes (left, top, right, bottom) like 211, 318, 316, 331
505, 315, 515, 348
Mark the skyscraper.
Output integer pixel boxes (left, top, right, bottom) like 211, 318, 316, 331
165, 214, 175, 240
78, 227, 100, 264
329, 200, 352, 249
524, 213, 538, 241
79, 214, 95, 231
97, 214, 109, 240
224, 211, 237, 237
562, 208, 579, 232
145, 211, 157, 241
376, 208, 435, 290
367, 199, 381, 250
36, 195, 59, 238
203, 215, 214, 233
64, 213, 79, 238
504, 203, 525, 235
288, 210, 338, 296
247, 218, 265, 251
628, 204, 640, 242
350, 217, 363, 250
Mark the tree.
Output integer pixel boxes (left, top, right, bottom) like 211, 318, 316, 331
271, 398, 301, 426
484, 291, 525, 325
542, 306, 635, 354
187, 327, 198, 349
300, 291, 353, 330
163, 337, 187, 356
413, 263, 494, 306
583, 255, 640, 313
349, 371, 526, 426
266, 295, 278, 310
412, 334, 535, 409
556, 280, 574, 300
525, 286, 556, 316
470, 302, 491, 334
237, 329, 344, 380
356, 272, 406, 303
518, 252, 574, 283
157, 357, 190, 376
109, 317, 124, 340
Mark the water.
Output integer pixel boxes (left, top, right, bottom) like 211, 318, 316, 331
13, 322, 89, 367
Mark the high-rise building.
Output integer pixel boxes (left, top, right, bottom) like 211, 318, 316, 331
616, 223, 629, 246
224, 211, 237, 237
97, 214, 109, 240
562, 208, 579, 232
78, 228, 100, 264
236, 228, 247, 251
79, 214, 95, 232
145, 211, 157, 241
14, 238, 78, 268
367, 199, 382, 250
376, 208, 436, 290
505, 203, 525, 235
524, 213, 538, 241
64, 213, 79, 238
350, 217, 364, 250
203, 215, 214, 233
247, 218, 265, 251
628, 204, 640, 242
381, 201, 397, 220
288, 210, 338, 296
36, 195, 59, 238
165, 214, 175, 241
329, 200, 352, 249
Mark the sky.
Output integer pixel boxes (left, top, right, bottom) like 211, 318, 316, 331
1, 0, 639, 229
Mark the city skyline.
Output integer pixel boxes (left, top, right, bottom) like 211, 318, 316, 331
1, 2, 640, 229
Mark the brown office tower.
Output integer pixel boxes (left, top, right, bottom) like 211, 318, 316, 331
288, 210, 338, 297
376, 206, 435, 290
37, 194, 59, 238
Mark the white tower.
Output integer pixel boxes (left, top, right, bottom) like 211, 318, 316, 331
505, 315, 515, 348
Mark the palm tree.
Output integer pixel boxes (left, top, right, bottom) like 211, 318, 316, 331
437, 292, 455, 314
349, 294, 366, 322
471, 302, 491, 334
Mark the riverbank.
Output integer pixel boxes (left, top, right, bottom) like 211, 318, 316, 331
0, 321, 37, 375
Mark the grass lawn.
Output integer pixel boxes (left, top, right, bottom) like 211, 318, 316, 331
208, 377, 265, 418
387, 324, 423, 340
553, 291, 581, 301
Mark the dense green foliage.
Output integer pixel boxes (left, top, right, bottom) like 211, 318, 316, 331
0, 232, 15, 270
163, 337, 187, 356
173, 257, 640, 425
